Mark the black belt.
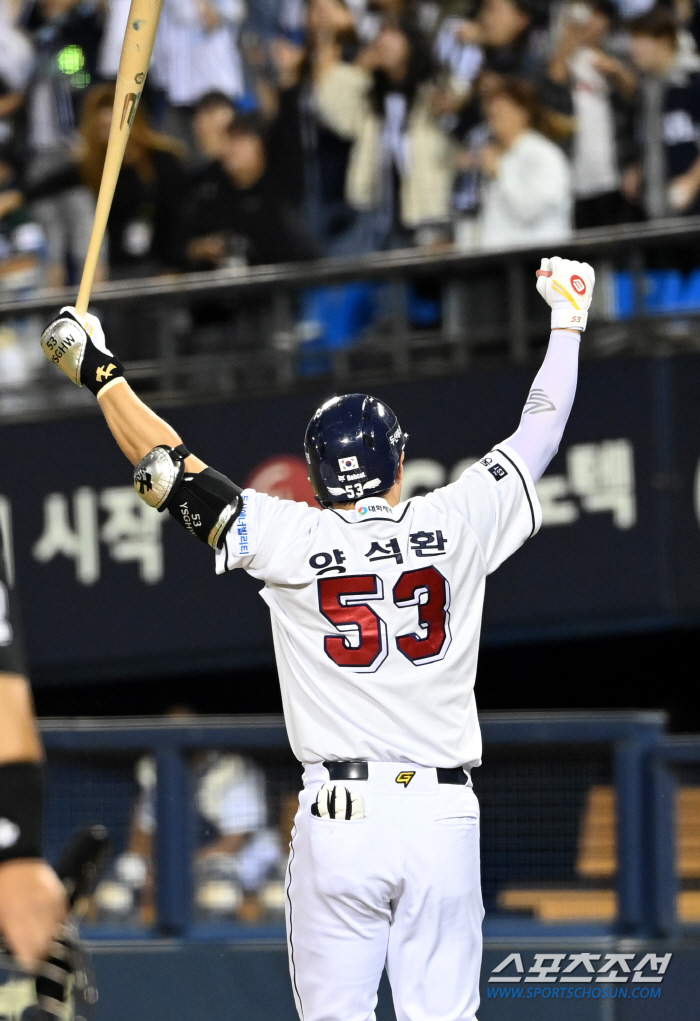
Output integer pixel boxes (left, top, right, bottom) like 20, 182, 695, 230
323, 761, 469, 785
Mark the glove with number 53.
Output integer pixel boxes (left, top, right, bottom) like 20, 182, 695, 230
41, 307, 125, 398
536, 256, 595, 331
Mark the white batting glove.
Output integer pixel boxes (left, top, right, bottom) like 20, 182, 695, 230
536, 256, 595, 331
63, 306, 107, 349
311, 783, 365, 820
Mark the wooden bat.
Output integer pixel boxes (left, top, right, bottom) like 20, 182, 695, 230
75, 0, 163, 316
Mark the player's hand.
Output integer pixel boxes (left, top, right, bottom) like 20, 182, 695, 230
41, 306, 125, 397
536, 256, 595, 331
0, 859, 67, 971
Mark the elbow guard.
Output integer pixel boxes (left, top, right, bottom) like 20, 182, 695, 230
134, 444, 243, 549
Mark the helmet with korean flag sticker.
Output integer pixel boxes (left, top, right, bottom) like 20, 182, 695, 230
304, 394, 407, 507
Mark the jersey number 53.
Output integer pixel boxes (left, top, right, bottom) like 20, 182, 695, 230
318, 567, 451, 673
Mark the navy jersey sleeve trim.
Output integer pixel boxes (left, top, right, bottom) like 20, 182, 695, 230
494, 447, 537, 539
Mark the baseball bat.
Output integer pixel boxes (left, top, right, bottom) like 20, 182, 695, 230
74, 0, 163, 316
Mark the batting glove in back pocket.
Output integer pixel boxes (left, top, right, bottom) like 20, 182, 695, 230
311, 783, 365, 820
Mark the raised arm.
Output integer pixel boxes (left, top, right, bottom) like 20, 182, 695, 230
41, 307, 241, 549
504, 257, 595, 483
98, 379, 207, 471
504, 329, 580, 482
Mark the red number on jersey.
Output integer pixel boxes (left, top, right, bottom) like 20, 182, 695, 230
318, 575, 388, 672
319, 569, 451, 670
393, 566, 451, 664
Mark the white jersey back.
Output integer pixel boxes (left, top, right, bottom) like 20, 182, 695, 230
216, 443, 541, 768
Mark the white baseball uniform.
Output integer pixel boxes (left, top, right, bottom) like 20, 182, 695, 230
212, 318, 586, 1021
216, 441, 542, 1021
39, 265, 588, 1021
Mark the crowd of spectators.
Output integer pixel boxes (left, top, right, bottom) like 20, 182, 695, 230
1, 0, 700, 289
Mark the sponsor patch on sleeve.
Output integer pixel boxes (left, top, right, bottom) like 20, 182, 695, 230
487, 463, 508, 482
229, 492, 255, 559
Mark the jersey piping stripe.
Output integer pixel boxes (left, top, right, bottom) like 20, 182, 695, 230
494, 448, 536, 538
329, 503, 412, 525
286, 825, 304, 1020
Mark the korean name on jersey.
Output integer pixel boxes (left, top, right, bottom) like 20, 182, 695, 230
216, 444, 541, 769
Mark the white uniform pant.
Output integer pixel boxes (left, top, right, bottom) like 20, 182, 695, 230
285, 762, 484, 1021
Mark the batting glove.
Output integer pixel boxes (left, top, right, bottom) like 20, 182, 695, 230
311, 783, 365, 820
536, 256, 595, 331
41, 306, 125, 398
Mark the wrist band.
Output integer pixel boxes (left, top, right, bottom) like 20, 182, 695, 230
551, 308, 587, 331
80, 344, 126, 398
0, 762, 44, 862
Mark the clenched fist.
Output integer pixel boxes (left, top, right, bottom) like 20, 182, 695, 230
536, 257, 595, 331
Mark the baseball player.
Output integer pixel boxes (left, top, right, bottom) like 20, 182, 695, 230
0, 533, 66, 969
41, 255, 594, 1020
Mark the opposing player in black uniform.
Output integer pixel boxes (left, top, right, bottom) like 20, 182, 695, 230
0, 536, 65, 968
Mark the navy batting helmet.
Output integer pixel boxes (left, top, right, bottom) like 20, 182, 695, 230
304, 394, 407, 508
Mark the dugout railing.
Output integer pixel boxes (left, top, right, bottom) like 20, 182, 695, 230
4, 216, 700, 421
38, 710, 668, 941
649, 735, 700, 937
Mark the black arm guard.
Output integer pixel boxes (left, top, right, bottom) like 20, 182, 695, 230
171, 466, 243, 549
134, 445, 243, 550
